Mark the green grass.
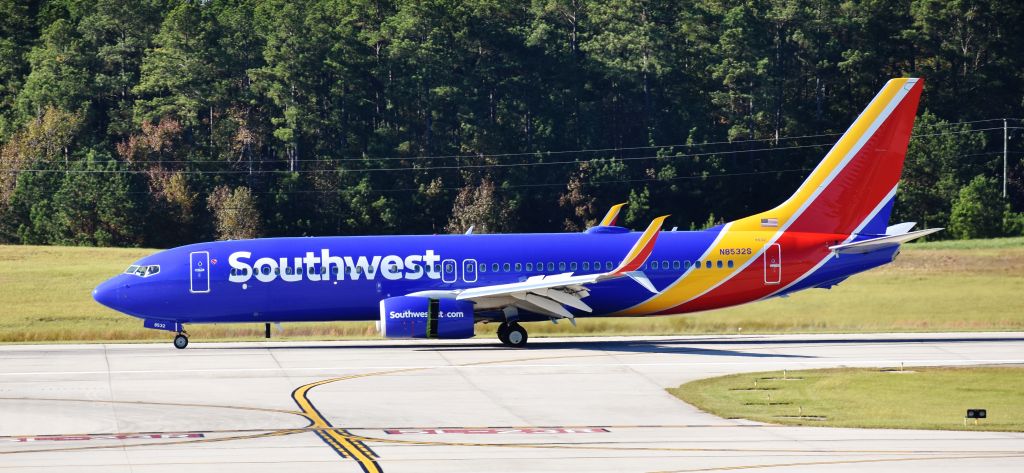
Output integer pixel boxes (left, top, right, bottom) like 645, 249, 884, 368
0, 238, 1022, 343
902, 236, 1024, 250
669, 366, 1024, 432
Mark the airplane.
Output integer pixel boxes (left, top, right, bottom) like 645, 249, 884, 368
94, 78, 940, 349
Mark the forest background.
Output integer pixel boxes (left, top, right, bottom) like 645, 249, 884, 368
1, 0, 1022, 247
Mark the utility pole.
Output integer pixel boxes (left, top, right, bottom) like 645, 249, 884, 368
1004, 119, 1009, 198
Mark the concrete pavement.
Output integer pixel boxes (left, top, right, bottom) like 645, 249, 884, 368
1, 333, 1022, 472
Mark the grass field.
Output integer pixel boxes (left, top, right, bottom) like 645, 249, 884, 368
0, 237, 1022, 343
669, 366, 1024, 432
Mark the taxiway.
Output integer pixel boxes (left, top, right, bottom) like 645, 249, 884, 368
1, 332, 1022, 472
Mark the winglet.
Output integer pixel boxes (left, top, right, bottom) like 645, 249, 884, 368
599, 203, 628, 226
611, 215, 669, 275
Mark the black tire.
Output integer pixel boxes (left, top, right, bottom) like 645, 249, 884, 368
497, 323, 510, 345
173, 334, 189, 349
505, 323, 528, 348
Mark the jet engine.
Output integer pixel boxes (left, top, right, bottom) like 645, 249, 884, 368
378, 296, 474, 339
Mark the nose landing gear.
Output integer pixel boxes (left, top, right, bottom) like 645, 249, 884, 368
173, 332, 189, 349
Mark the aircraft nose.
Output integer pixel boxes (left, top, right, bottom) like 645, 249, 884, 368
93, 277, 125, 311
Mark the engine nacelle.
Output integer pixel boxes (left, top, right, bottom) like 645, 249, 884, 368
379, 296, 474, 339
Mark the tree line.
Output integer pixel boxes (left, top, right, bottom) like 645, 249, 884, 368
0, 0, 1022, 248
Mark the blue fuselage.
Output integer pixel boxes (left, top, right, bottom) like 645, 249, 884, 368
93, 228, 895, 326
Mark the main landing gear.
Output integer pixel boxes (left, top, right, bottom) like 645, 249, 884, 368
173, 332, 189, 349
497, 322, 528, 348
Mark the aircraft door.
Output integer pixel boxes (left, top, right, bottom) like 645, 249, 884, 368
190, 251, 211, 293
763, 244, 781, 285
441, 258, 458, 283
462, 259, 478, 283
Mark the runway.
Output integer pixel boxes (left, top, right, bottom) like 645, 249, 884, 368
1, 332, 1022, 472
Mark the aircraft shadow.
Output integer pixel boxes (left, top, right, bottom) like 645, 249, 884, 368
199, 337, 816, 358
195, 334, 1024, 359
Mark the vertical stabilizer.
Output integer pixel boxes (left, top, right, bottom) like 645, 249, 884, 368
738, 78, 923, 235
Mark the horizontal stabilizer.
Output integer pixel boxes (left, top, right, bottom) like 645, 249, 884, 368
885, 222, 916, 235
829, 228, 943, 254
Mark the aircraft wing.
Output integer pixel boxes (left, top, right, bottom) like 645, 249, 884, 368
409, 216, 667, 321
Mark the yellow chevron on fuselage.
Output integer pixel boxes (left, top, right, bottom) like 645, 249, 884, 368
614, 79, 910, 316
613, 227, 767, 315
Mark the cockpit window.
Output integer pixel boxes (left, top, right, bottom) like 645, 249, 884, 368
125, 264, 161, 278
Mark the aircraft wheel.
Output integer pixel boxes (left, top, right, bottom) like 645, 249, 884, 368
173, 334, 189, 349
504, 323, 528, 348
496, 323, 510, 345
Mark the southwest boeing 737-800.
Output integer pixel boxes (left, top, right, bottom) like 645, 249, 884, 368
94, 78, 939, 349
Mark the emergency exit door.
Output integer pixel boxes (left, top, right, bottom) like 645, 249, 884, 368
441, 258, 458, 283
190, 251, 210, 293
763, 244, 781, 285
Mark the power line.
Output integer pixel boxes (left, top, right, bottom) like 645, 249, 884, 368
9, 117, 1020, 168
149, 167, 816, 199
8, 127, 1019, 175
118, 151, 1009, 197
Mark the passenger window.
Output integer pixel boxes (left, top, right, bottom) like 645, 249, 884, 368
320, 266, 327, 275
727, 260, 734, 268
262, 266, 272, 275
480, 263, 487, 273
503, 263, 511, 272
547, 262, 554, 271
582, 262, 590, 271
673, 260, 680, 270
693, 261, 700, 270
606, 261, 613, 270
515, 263, 522, 271
652, 261, 659, 270
717, 260, 723, 269
559, 262, 566, 271
535, 261, 542, 270
526, 263, 533, 271
705, 260, 712, 269
274, 268, 281, 275
593, 261, 600, 269
492, 263, 499, 272
570, 262, 577, 271
684, 261, 691, 269
331, 267, 339, 275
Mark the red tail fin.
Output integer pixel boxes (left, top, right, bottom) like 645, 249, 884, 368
736, 78, 924, 235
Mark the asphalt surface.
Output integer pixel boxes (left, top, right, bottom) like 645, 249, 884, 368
1, 332, 1022, 472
